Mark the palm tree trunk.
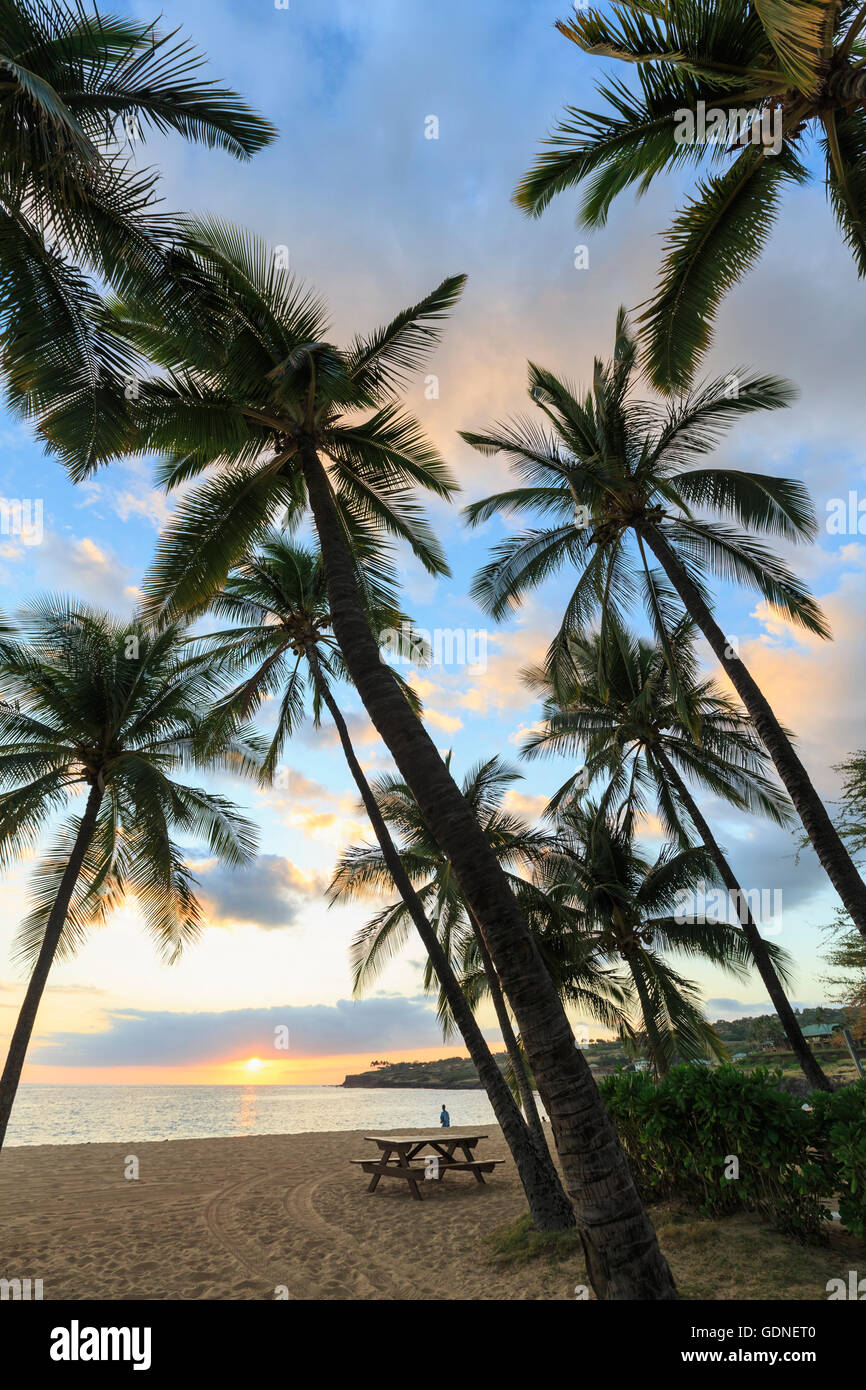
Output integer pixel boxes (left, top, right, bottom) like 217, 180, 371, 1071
654, 748, 831, 1092
826, 65, 866, 104
644, 523, 866, 942
629, 959, 667, 1078
306, 645, 575, 1230
0, 781, 103, 1150
468, 908, 549, 1151
301, 440, 677, 1297
616, 901, 667, 1077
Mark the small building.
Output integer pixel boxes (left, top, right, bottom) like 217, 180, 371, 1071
802, 1024, 840, 1039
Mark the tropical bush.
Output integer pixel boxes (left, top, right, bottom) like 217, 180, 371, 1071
600, 1065, 866, 1239
809, 1082, 866, 1239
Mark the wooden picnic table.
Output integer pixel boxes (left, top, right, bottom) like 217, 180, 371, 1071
350, 1133, 504, 1201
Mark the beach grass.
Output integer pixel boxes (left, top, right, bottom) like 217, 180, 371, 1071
488, 1201, 865, 1300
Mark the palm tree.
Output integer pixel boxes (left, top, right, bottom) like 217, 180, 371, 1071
0, 596, 261, 1148
539, 802, 759, 1076
107, 223, 677, 1298
523, 618, 830, 1089
461, 309, 866, 944
515, 0, 866, 389
202, 531, 424, 781
0, 0, 276, 472
202, 536, 575, 1229
330, 755, 561, 1148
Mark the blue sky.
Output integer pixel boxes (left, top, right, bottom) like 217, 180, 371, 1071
2, 0, 865, 1083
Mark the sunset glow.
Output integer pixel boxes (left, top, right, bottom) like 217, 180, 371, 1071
0, 0, 848, 1100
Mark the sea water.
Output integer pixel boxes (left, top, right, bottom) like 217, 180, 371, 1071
5, 1084, 509, 1146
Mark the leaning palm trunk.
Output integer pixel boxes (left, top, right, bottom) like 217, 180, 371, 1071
655, 748, 831, 1092
628, 959, 667, 1079
301, 441, 677, 1298
645, 525, 866, 943
0, 782, 103, 1149
305, 646, 574, 1231
467, 908, 549, 1151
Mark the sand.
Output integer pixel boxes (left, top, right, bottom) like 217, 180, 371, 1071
0, 1125, 573, 1301
3, 1125, 862, 1301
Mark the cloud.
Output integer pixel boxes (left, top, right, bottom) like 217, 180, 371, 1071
390, 603, 556, 736
111, 487, 174, 532
502, 788, 547, 822
0, 978, 106, 1006
191, 853, 328, 930
29, 996, 452, 1065
455, 607, 554, 720
76, 460, 175, 532
296, 709, 382, 751
35, 531, 137, 611
507, 720, 545, 748
703, 997, 818, 1020
426, 707, 464, 733
258, 769, 368, 848
0, 0, 861, 1046
693, 809, 830, 916
734, 577, 866, 792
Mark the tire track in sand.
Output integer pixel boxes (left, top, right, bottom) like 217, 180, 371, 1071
203, 1172, 327, 1300
282, 1167, 433, 1301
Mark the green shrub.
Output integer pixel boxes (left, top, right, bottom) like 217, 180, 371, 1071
599, 1065, 839, 1238
808, 1080, 866, 1238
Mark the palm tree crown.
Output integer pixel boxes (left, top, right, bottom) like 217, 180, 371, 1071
201, 532, 421, 784
331, 755, 555, 1001
462, 308, 824, 697
538, 801, 760, 1072
515, 0, 866, 388
522, 618, 834, 1089
523, 616, 790, 836
0, 596, 260, 964
107, 218, 464, 620
331, 755, 628, 1031
330, 755, 629, 1121
0, 0, 276, 472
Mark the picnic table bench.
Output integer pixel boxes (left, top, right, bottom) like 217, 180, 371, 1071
350, 1133, 504, 1201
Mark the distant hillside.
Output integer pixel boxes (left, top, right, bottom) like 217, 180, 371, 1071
711, 1006, 850, 1043
341, 1045, 624, 1088
342, 1054, 508, 1089
341, 1008, 854, 1088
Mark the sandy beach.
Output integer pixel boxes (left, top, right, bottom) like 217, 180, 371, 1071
2, 1125, 861, 1301
0, 1126, 558, 1301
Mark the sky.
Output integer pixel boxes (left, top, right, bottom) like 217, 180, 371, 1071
1, 0, 865, 1086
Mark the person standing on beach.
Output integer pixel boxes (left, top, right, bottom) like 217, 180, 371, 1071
440, 1104, 450, 1128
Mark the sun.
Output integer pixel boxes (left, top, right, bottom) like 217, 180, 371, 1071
245, 1057, 264, 1073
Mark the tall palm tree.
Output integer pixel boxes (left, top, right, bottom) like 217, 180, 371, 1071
203, 536, 575, 1229
107, 222, 677, 1298
0, 0, 276, 471
523, 617, 830, 1089
461, 309, 866, 945
515, 0, 866, 389
539, 802, 759, 1076
331, 755, 562, 1148
0, 596, 261, 1148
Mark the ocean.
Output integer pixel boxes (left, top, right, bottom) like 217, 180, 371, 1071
5, 1084, 507, 1147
